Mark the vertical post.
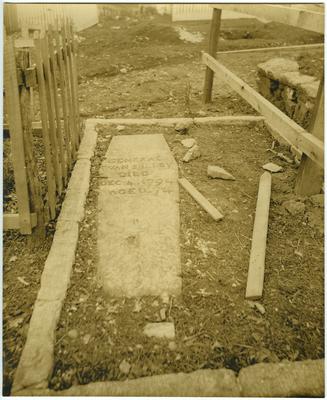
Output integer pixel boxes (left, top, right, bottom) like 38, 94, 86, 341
41, 35, 63, 194
203, 7, 222, 103
48, 24, 67, 184
4, 37, 32, 234
295, 77, 324, 195
34, 38, 57, 219
54, 21, 72, 170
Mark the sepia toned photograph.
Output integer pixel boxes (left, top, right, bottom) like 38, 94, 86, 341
3, 2, 324, 396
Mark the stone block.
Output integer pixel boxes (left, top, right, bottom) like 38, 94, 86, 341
257, 75, 273, 99
144, 322, 175, 339
12, 299, 62, 393
59, 369, 240, 397
257, 58, 299, 80
239, 359, 324, 397
298, 80, 320, 100
279, 71, 316, 88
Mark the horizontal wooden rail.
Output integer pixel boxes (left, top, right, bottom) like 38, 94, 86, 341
212, 4, 324, 34
202, 52, 324, 168
217, 43, 324, 56
4, 213, 37, 230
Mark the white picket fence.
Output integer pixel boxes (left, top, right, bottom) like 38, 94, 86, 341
171, 4, 257, 22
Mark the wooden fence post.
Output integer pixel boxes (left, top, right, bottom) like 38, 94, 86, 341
203, 8, 222, 103
295, 77, 324, 195
4, 36, 32, 234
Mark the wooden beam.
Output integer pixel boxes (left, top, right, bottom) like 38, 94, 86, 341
295, 79, 324, 195
202, 53, 324, 168
178, 178, 223, 221
4, 36, 32, 234
212, 4, 324, 34
217, 43, 324, 56
3, 213, 37, 230
203, 8, 222, 103
245, 172, 272, 300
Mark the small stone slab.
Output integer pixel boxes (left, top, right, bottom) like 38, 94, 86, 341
143, 322, 175, 339
97, 134, 181, 298
183, 145, 201, 162
181, 138, 196, 148
257, 58, 299, 80
282, 200, 305, 215
207, 165, 235, 180
262, 162, 283, 173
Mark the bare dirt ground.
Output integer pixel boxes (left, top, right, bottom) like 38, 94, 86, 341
3, 10, 324, 394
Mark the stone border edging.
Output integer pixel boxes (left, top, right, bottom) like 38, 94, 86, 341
14, 359, 324, 397
11, 120, 99, 394
87, 115, 265, 127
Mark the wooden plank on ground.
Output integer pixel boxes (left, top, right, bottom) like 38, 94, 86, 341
34, 38, 57, 219
4, 213, 37, 230
41, 35, 63, 194
178, 178, 223, 221
202, 53, 324, 168
4, 36, 32, 234
212, 4, 324, 34
203, 8, 222, 103
245, 172, 272, 300
295, 78, 324, 195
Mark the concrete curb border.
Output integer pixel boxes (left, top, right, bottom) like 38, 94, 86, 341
88, 115, 265, 127
11, 120, 99, 394
14, 359, 324, 397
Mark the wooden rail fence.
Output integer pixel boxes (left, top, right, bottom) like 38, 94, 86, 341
4, 19, 81, 235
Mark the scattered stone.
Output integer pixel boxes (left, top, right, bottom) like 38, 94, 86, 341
144, 322, 175, 339
152, 300, 159, 307
17, 277, 29, 286
168, 341, 177, 351
207, 165, 235, 180
247, 300, 265, 315
197, 110, 206, 116
283, 200, 305, 215
133, 300, 142, 313
175, 121, 191, 134
67, 329, 78, 339
116, 125, 125, 132
159, 308, 166, 321
120, 68, 127, 74
160, 292, 169, 304
262, 162, 283, 173
83, 334, 91, 345
9, 255, 18, 262
310, 194, 324, 208
119, 360, 131, 375
181, 138, 196, 148
294, 250, 303, 258
183, 145, 201, 162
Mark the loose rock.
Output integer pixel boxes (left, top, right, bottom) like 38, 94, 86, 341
283, 200, 305, 215
116, 125, 125, 132
181, 138, 196, 148
175, 121, 191, 134
168, 341, 177, 351
262, 162, 283, 173
144, 322, 175, 339
183, 145, 201, 162
68, 329, 78, 339
310, 194, 324, 208
119, 360, 131, 375
207, 165, 235, 180
83, 334, 91, 345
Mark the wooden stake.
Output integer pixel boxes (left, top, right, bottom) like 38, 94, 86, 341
245, 172, 272, 300
4, 36, 32, 234
203, 8, 222, 103
178, 178, 223, 221
34, 38, 57, 219
295, 77, 324, 195
54, 21, 72, 169
41, 35, 63, 194
48, 25, 67, 184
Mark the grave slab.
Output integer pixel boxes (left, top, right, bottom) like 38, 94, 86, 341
97, 134, 181, 297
